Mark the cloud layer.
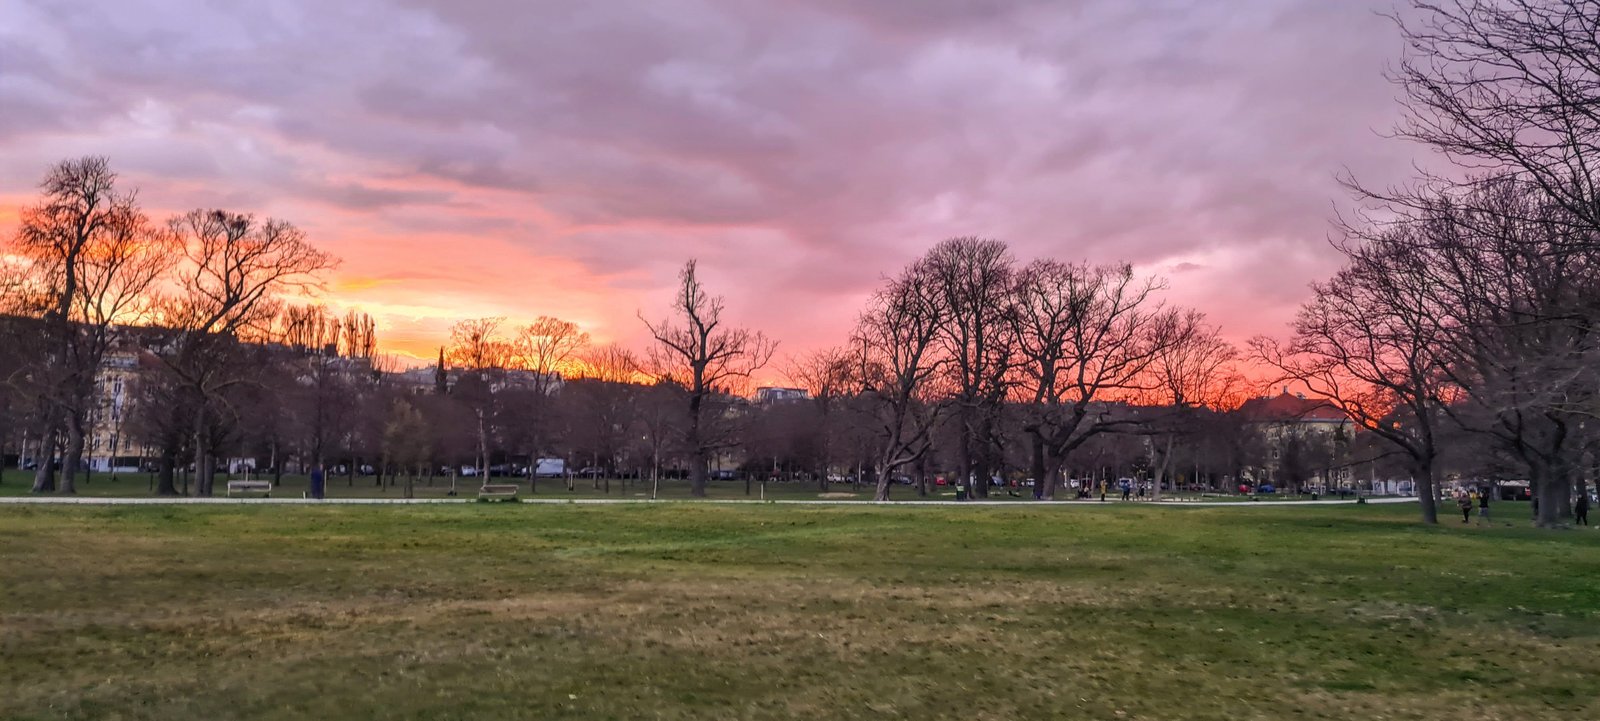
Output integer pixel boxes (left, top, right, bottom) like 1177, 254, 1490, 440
0, 0, 1421, 363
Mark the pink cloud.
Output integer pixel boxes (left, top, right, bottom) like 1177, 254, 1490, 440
0, 0, 1428, 365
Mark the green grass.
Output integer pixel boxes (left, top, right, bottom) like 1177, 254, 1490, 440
3, 502, 1597, 720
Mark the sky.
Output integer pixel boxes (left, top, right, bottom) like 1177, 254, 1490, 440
0, 0, 1426, 367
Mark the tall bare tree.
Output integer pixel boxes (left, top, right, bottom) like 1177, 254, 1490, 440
382, 397, 430, 499
1254, 223, 1454, 524
925, 237, 1018, 498
1410, 178, 1600, 526
8, 157, 173, 493
1010, 260, 1175, 499
1142, 312, 1238, 501
446, 317, 511, 482
855, 256, 948, 501
156, 209, 335, 496
512, 316, 589, 488
642, 260, 775, 496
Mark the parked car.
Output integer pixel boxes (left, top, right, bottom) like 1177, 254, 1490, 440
577, 466, 605, 478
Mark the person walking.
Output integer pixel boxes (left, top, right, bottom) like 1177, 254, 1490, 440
1576, 493, 1590, 527
1476, 488, 1491, 526
309, 464, 326, 500
1099, 480, 1107, 502
1457, 490, 1472, 524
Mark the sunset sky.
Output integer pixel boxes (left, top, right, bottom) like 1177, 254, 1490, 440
0, 0, 1427, 366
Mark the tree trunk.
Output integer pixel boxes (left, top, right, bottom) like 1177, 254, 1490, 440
156, 447, 179, 496
59, 418, 85, 494
197, 448, 216, 497
1028, 430, 1047, 497
1535, 465, 1571, 528
1042, 447, 1065, 501
1411, 458, 1438, 525
689, 450, 709, 497
873, 463, 892, 502
31, 426, 57, 493
1151, 435, 1175, 502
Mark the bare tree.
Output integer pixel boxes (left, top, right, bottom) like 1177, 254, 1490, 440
447, 318, 511, 370
855, 256, 948, 501
1389, 0, 1600, 235
511, 316, 589, 489
155, 209, 335, 496
7, 157, 174, 493
446, 318, 512, 482
576, 343, 640, 384
1254, 222, 1455, 523
641, 260, 776, 497
925, 237, 1018, 498
1142, 312, 1239, 501
1010, 260, 1175, 499
514, 316, 589, 392
382, 397, 430, 499
1410, 178, 1600, 526
340, 310, 377, 360
784, 346, 857, 491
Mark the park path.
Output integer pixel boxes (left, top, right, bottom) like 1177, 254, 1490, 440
0, 496, 1419, 507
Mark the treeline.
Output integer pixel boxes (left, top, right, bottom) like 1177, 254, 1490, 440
0, 157, 337, 495
1256, 0, 1600, 527
0, 157, 1266, 502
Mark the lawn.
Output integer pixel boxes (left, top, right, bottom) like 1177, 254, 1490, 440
2, 502, 1597, 720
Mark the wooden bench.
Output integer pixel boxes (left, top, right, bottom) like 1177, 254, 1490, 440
477, 484, 519, 502
226, 480, 272, 498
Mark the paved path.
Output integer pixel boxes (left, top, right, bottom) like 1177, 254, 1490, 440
0, 495, 1420, 507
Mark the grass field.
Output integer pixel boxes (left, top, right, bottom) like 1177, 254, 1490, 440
3, 502, 1597, 720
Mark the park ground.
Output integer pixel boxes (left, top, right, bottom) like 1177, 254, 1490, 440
2, 502, 1598, 720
